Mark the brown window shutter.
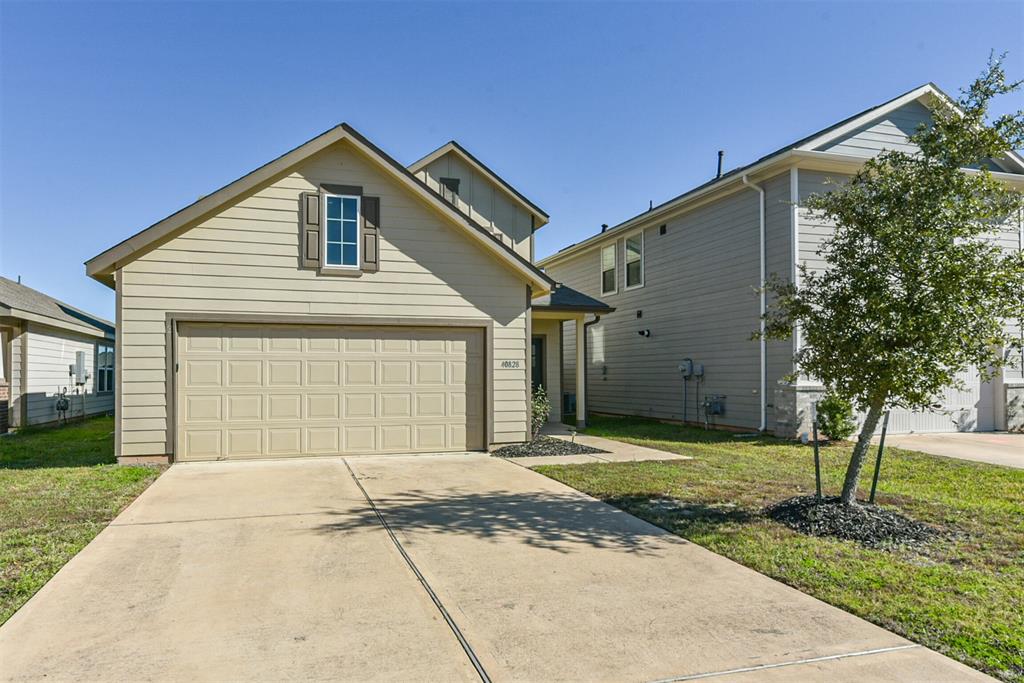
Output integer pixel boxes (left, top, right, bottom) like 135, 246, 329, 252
361, 196, 380, 273
300, 192, 321, 268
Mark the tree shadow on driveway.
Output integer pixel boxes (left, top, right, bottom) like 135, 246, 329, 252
315, 487, 679, 555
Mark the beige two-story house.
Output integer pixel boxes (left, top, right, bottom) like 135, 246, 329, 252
86, 125, 610, 463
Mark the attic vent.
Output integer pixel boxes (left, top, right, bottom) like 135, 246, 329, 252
439, 177, 460, 198
659, 225, 667, 235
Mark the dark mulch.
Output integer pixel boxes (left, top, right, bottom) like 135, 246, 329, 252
766, 495, 940, 548
492, 436, 608, 458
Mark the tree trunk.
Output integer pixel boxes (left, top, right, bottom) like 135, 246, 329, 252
840, 401, 885, 506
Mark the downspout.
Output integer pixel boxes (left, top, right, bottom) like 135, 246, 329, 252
583, 314, 603, 427
742, 174, 767, 432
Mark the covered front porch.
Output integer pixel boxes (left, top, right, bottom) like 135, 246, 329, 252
531, 284, 614, 429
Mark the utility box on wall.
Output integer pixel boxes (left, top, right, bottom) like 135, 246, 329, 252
705, 394, 726, 416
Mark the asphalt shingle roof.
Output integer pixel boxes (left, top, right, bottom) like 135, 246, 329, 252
0, 277, 114, 335
533, 283, 614, 313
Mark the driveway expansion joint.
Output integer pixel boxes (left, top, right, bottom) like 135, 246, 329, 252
647, 643, 922, 681
341, 458, 491, 683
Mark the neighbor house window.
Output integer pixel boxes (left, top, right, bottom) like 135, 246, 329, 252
625, 231, 644, 289
96, 343, 114, 393
324, 194, 360, 268
600, 244, 617, 295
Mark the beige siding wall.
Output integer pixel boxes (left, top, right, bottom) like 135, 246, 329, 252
118, 140, 530, 457
763, 171, 797, 422
417, 151, 534, 260
531, 317, 562, 422
550, 185, 770, 430
22, 323, 114, 425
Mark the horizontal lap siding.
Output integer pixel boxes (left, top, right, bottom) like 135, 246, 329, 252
763, 172, 796, 420
24, 323, 114, 425
819, 100, 933, 157
550, 189, 765, 429
995, 215, 1024, 381
119, 141, 528, 457
797, 170, 843, 276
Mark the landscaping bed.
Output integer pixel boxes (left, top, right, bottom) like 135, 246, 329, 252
765, 495, 940, 548
534, 415, 1024, 682
0, 416, 163, 624
493, 436, 608, 458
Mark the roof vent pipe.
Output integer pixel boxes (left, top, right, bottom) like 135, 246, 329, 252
717, 150, 725, 178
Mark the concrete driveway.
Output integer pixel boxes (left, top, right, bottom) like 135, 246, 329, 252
877, 431, 1023, 469
0, 455, 989, 682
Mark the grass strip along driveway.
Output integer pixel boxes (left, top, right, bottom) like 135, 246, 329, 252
536, 416, 1024, 683
0, 416, 163, 624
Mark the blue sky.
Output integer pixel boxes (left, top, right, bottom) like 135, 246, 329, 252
2, 1, 1022, 320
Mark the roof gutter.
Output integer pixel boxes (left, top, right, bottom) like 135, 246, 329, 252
742, 174, 768, 433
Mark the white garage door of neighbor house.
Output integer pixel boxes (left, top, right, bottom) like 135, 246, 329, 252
883, 366, 996, 434
176, 323, 485, 461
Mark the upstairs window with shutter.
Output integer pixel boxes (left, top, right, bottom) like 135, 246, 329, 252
300, 187, 380, 275
324, 194, 360, 268
600, 244, 617, 295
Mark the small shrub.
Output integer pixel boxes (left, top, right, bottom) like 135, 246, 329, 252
531, 385, 551, 440
816, 393, 857, 441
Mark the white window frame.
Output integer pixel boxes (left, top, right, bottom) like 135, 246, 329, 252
624, 229, 645, 290
95, 342, 114, 394
600, 243, 617, 295
322, 193, 361, 270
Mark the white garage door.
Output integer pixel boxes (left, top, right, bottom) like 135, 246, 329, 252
883, 367, 996, 434
176, 323, 484, 461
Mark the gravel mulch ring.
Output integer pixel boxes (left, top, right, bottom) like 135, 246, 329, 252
766, 495, 940, 549
492, 436, 609, 458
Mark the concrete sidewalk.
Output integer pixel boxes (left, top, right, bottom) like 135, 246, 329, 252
502, 422, 691, 466
875, 432, 1023, 470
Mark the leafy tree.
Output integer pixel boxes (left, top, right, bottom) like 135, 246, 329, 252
763, 56, 1024, 505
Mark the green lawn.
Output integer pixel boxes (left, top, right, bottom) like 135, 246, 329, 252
535, 415, 1024, 683
0, 416, 163, 624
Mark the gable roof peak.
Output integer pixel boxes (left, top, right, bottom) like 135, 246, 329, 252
408, 139, 549, 226
86, 122, 553, 293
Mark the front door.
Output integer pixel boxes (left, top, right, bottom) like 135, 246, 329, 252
531, 337, 545, 391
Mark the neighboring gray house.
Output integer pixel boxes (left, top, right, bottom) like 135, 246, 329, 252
540, 83, 1024, 437
0, 277, 116, 431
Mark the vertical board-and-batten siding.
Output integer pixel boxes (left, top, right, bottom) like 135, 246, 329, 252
23, 323, 114, 425
118, 140, 529, 458
415, 151, 534, 260
554, 177, 791, 430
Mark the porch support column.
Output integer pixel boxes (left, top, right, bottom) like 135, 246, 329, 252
575, 315, 585, 429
